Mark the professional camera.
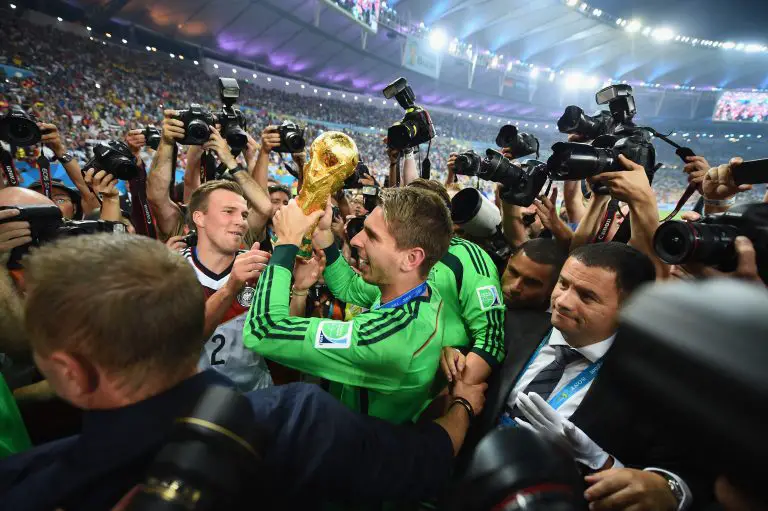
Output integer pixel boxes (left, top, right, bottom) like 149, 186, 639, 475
653, 202, 768, 283
215, 77, 248, 154
174, 104, 216, 146
456, 149, 548, 207
273, 121, 306, 153
551, 85, 655, 189
182, 230, 198, 248
495, 124, 539, 159
382, 77, 435, 150
0, 105, 41, 146
84, 140, 141, 181
344, 162, 379, 211
125, 385, 266, 510
447, 427, 584, 510
604, 279, 768, 506
143, 126, 161, 150
0, 204, 125, 268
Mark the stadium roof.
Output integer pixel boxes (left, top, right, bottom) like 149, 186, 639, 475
59, 0, 768, 120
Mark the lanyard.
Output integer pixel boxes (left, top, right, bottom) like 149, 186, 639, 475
373, 282, 428, 310
516, 329, 603, 410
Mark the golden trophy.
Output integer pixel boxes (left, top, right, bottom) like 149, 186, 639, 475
276, 131, 359, 258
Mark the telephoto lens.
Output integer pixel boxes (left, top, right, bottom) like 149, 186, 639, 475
477, 149, 526, 189
126, 385, 266, 511
556, 106, 612, 140
653, 220, 739, 270
0, 105, 42, 146
445, 427, 585, 511
90, 141, 141, 181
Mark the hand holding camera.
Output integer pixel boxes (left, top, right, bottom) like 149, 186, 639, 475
591, 154, 654, 205
0, 208, 31, 254
83, 168, 119, 199
683, 155, 711, 193
703, 157, 753, 201
37, 122, 66, 158
164, 234, 189, 252
260, 125, 281, 153
202, 127, 238, 170
686, 236, 763, 286
161, 110, 186, 145
124, 129, 147, 156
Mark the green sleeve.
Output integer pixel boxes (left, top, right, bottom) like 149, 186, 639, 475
244, 245, 414, 392
322, 243, 380, 308
454, 239, 506, 367
0, 373, 31, 458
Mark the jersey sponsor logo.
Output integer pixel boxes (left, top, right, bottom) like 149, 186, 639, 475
476, 285, 501, 311
237, 286, 255, 307
315, 320, 353, 349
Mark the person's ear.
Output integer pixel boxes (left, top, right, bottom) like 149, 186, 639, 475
401, 247, 426, 274
192, 209, 204, 229
44, 351, 99, 406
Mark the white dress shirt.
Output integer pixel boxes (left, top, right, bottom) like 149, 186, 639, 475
504, 327, 615, 419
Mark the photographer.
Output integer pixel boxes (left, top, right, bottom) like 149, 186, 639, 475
572, 155, 668, 278
82, 168, 121, 223
0, 233, 486, 510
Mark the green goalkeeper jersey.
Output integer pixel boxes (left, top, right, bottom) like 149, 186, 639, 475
243, 244, 445, 424
320, 236, 506, 369
429, 237, 506, 367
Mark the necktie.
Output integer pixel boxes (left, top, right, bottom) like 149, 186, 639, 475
509, 344, 585, 420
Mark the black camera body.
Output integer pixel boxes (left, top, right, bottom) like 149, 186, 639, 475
454, 151, 482, 176
495, 124, 539, 159
85, 140, 141, 181
215, 77, 248, 154
0, 204, 124, 268
550, 85, 656, 189
383, 77, 435, 150
143, 126, 161, 150
654, 202, 768, 282
273, 121, 306, 153
0, 106, 41, 147
457, 148, 548, 207
175, 104, 216, 146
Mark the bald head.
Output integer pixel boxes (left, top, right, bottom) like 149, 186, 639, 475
0, 187, 55, 208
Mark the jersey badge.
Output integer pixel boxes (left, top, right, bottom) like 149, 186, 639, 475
315, 321, 353, 349
237, 286, 255, 307
476, 285, 501, 311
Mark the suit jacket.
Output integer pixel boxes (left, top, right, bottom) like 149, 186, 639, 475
462, 309, 715, 507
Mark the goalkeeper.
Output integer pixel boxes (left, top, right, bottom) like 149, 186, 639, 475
244, 188, 462, 424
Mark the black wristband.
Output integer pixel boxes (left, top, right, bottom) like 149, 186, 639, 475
449, 397, 475, 420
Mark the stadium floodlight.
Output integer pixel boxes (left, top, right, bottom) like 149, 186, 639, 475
267, 77, 271, 81
194, 60, 199, 65
86, 26, 92, 31
566, 0, 577, 6
95, 83, 101, 89
625, 19, 642, 33
549, 71, 556, 82
616, 18, 623, 25
213, 63, 219, 69
579, 3, 587, 11
642, 26, 652, 36
722, 41, 736, 50
146, 46, 151, 51
178, 55, 184, 60
285, 81, 290, 86
327, 91, 331, 96
121, 38, 127, 44
429, 28, 448, 51
368, 97, 372, 102
314, 88, 318, 93
593, 8, 602, 16
10, 3, 16, 9
170, 53, 175, 58
105, 32, 111, 37
735, 43, 745, 51
354, 96, 358, 100
652, 27, 675, 42
342, 93, 346, 98
232, 68, 237, 73
57, 17, 63, 22
253, 73, 258, 78
530, 67, 539, 78
745, 44, 765, 53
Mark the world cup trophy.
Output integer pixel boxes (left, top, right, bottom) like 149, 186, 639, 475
277, 131, 359, 257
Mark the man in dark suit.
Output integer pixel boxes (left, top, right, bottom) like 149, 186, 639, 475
468, 242, 706, 511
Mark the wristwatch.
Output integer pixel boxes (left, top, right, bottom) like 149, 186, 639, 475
655, 471, 684, 509
57, 151, 74, 164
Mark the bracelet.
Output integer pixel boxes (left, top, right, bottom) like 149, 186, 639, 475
291, 288, 308, 297
449, 397, 475, 420
703, 197, 735, 207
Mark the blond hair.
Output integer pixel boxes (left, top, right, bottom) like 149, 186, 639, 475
187, 180, 246, 226
24, 234, 205, 389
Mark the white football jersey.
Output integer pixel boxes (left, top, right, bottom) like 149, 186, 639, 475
182, 248, 272, 391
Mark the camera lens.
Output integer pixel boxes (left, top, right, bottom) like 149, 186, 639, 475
387, 121, 415, 150
478, 150, 524, 190
454, 152, 480, 176
547, 142, 616, 181
187, 120, 211, 145
8, 118, 41, 146
284, 131, 305, 153
654, 220, 739, 269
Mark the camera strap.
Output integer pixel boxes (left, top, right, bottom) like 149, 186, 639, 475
36, 151, 52, 199
128, 160, 158, 239
592, 198, 620, 243
168, 144, 178, 202
662, 183, 698, 222
0, 146, 19, 187
201, 150, 218, 183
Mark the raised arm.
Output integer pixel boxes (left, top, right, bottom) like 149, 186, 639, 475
82, 169, 121, 222
183, 145, 203, 203
252, 126, 280, 190
146, 111, 185, 239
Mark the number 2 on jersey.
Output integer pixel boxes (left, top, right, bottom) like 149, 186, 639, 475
210, 334, 226, 365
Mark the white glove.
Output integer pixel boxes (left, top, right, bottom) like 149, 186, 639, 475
515, 392, 621, 470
